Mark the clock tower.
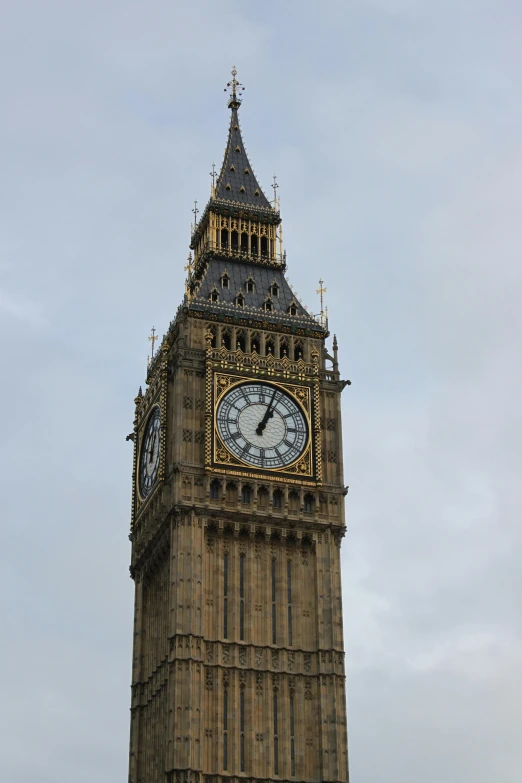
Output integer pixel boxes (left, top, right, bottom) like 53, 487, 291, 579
128, 69, 351, 783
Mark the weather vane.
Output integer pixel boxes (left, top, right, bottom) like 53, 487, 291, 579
224, 65, 245, 107
316, 279, 327, 327
272, 174, 279, 209
148, 326, 158, 358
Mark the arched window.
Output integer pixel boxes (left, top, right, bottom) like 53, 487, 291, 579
273, 489, 283, 509
289, 490, 299, 513
241, 233, 248, 253
231, 231, 239, 251
222, 329, 232, 350
265, 336, 275, 356
251, 333, 260, 354
236, 330, 246, 351
261, 236, 268, 257
226, 482, 237, 504
304, 493, 315, 514
241, 485, 252, 505
258, 486, 269, 510
280, 338, 289, 357
221, 228, 229, 249
293, 340, 303, 361
251, 234, 258, 256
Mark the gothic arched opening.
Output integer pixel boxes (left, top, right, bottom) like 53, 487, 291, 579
222, 329, 232, 350
304, 493, 315, 514
289, 490, 299, 513
294, 340, 303, 361
273, 489, 283, 509
251, 333, 260, 354
210, 479, 220, 500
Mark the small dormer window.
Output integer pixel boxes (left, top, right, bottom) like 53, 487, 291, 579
210, 289, 219, 303
236, 294, 244, 307
288, 303, 298, 316
240, 186, 245, 193
234, 125, 239, 130
264, 299, 273, 312
244, 168, 250, 175
246, 279, 255, 293
235, 146, 241, 152
270, 283, 279, 297
225, 183, 231, 190
221, 274, 230, 289
230, 165, 235, 172
254, 189, 260, 197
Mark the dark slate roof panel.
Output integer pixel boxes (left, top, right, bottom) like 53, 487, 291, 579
215, 108, 272, 210
191, 257, 318, 327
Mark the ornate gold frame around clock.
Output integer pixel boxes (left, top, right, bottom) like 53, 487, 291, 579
136, 403, 162, 504
204, 330, 323, 485
131, 343, 169, 525
212, 372, 313, 478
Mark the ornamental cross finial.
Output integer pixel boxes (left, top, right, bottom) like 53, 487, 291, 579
272, 174, 279, 209
225, 65, 245, 107
192, 199, 199, 230
184, 252, 193, 276
210, 163, 217, 189
148, 326, 158, 358
316, 279, 327, 327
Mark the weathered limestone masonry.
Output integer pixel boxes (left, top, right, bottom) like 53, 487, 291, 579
128, 69, 351, 783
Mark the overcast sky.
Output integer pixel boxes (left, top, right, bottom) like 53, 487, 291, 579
1, 1, 521, 781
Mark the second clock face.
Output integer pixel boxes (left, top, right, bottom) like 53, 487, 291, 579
216, 381, 308, 470
139, 406, 161, 498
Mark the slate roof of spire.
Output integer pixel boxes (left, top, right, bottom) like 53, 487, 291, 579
188, 257, 324, 333
215, 106, 272, 210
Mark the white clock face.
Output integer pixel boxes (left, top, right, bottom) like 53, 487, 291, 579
216, 381, 308, 470
139, 407, 161, 498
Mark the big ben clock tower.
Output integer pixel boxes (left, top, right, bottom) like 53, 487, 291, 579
128, 69, 351, 783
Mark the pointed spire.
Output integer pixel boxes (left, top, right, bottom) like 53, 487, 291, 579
215, 67, 272, 210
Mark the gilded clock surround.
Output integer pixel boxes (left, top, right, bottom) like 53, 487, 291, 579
212, 372, 314, 478
204, 327, 323, 486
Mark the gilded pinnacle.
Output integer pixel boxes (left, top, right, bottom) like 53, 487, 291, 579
224, 65, 245, 109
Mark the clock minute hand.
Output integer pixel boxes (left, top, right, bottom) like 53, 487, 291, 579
256, 389, 277, 435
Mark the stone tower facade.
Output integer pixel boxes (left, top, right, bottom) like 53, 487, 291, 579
128, 70, 351, 783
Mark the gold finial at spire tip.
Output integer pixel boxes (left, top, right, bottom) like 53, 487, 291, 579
225, 65, 245, 107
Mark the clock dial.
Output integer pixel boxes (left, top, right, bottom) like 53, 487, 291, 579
139, 407, 161, 498
216, 382, 308, 470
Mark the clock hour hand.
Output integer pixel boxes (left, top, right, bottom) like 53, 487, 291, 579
256, 389, 277, 435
